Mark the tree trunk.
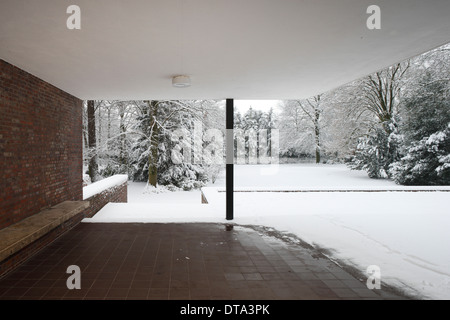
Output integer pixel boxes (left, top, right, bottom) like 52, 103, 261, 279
315, 141, 320, 164
82, 123, 89, 152
314, 97, 321, 164
315, 126, 321, 164
147, 101, 159, 187
107, 107, 111, 140
97, 103, 102, 147
119, 104, 127, 167
87, 100, 98, 181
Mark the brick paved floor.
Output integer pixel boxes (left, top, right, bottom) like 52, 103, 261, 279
0, 223, 409, 300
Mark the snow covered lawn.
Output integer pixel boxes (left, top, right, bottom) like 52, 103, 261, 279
83, 164, 450, 299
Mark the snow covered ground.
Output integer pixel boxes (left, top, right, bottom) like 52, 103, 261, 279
83, 164, 450, 300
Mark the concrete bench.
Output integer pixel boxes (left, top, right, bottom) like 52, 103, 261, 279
0, 201, 89, 263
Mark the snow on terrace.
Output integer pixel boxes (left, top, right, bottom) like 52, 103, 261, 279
82, 164, 450, 299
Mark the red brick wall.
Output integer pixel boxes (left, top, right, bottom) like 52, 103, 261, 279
0, 59, 83, 229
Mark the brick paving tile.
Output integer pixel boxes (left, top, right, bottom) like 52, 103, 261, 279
0, 223, 410, 300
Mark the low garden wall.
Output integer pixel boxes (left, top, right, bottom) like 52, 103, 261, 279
0, 175, 128, 278
82, 175, 128, 218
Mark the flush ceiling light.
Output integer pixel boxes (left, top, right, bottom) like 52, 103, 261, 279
172, 75, 191, 88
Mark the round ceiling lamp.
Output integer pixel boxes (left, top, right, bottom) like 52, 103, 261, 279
172, 75, 191, 88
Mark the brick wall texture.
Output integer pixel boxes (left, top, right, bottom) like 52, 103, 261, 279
0, 59, 83, 230
83, 181, 128, 218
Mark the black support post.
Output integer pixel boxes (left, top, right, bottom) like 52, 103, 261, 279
226, 99, 234, 220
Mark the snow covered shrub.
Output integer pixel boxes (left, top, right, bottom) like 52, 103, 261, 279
348, 121, 403, 179
143, 183, 181, 194
280, 147, 302, 159
390, 124, 450, 185
98, 161, 129, 179
204, 164, 223, 184
158, 163, 208, 191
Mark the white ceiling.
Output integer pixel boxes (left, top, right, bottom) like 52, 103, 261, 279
1, 0, 450, 100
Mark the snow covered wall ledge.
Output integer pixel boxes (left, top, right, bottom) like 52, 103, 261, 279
82, 175, 128, 218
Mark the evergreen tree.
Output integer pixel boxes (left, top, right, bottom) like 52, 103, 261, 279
129, 102, 152, 182
400, 72, 450, 143
348, 120, 403, 179
390, 124, 450, 185
128, 100, 210, 190
389, 72, 450, 185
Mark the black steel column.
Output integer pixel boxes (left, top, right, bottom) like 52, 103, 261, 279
226, 99, 234, 220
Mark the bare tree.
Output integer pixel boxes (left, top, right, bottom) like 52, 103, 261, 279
279, 95, 324, 163
357, 62, 410, 132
